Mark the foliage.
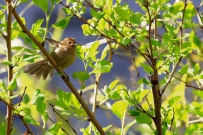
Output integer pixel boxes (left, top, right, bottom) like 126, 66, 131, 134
0, 0, 203, 134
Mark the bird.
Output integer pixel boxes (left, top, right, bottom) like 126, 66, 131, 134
24, 37, 77, 80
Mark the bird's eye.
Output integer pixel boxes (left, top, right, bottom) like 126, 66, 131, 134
69, 41, 72, 44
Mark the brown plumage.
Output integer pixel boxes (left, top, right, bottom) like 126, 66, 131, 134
24, 37, 76, 80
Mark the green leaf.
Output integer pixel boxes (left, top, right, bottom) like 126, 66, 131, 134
130, 85, 149, 103
50, 0, 60, 5
194, 63, 200, 75
12, 46, 34, 54
103, 125, 113, 132
24, 114, 40, 125
165, 24, 175, 34
12, 30, 20, 39
163, 33, 171, 43
114, 6, 131, 20
100, 44, 109, 60
188, 102, 203, 117
193, 35, 201, 48
52, 17, 71, 29
72, 71, 90, 82
121, 36, 131, 46
178, 64, 188, 74
91, 9, 105, 20
56, 90, 71, 107
168, 96, 181, 107
32, 0, 48, 13
140, 63, 153, 74
111, 100, 128, 119
157, 0, 169, 4
88, 41, 100, 61
128, 109, 140, 117
135, 112, 152, 124
31, 19, 44, 35
0, 122, 6, 135
0, 79, 6, 92
71, 94, 81, 109
108, 84, 126, 100
82, 24, 92, 35
185, 2, 196, 19
36, 102, 46, 115
23, 55, 41, 62
151, 39, 161, 47
192, 91, 203, 100
169, 1, 184, 15
76, 46, 85, 60
109, 80, 119, 90
91, 60, 113, 74
30, 89, 45, 105
185, 124, 203, 135
79, 6, 86, 15
7, 71, 21, 91
2, 60, 12, 66
22, 93, 30, 104
130, 12, 143, 26
45, 122, 62, 134
137, 78, 151, 85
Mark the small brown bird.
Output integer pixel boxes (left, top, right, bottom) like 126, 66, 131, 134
24, 37, 77, 80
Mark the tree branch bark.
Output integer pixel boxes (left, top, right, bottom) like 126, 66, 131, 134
5, 0, 13, 134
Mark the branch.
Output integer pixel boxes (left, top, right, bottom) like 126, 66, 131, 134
170, 108, 175, 131
11, 7, 105, 135
5, 0, 13, 134
164, 72, 203, 91
0, 97, 34, 135
11, 87, 27, 127
160, 57, 182, 96
50, 104, 77, 135
122, 89, 154, 119
144, 1, 162, 134
180, 0, 188, 50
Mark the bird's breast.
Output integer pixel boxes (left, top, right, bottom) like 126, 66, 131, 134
51, 46, 76, 69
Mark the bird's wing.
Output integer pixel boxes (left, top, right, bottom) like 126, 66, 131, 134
46, 38, 60, 47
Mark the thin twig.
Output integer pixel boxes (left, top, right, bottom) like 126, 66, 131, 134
50, 104, 77, 135
122, 89, 153, 119
164, 71, 203, 91
146, 98, 153, 111
0, 97, 34, 135
117, 53, 134, 65
128, 49, 140, 78
11, 87, 27, 127
161, 57, 183, 96
170, 108, 175, 131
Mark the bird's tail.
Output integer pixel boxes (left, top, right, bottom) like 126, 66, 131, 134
24, 60, 54, 80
